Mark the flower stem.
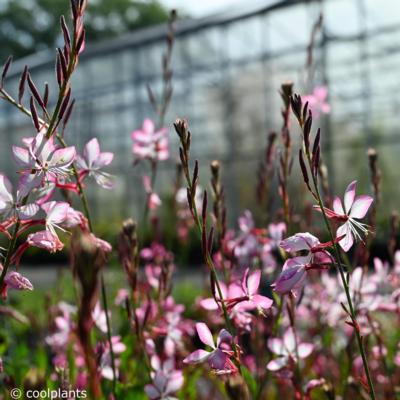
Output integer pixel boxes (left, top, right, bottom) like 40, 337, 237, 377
306, 151, 376, 399
101, 274, 117, 396
0, 220, 20, 288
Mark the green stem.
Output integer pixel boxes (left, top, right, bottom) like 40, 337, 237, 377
101, 274, 117, 396
143, 160, 157, 224
185, 175, 242, 375
306, 151, 376, 400
0, 221, 20, 288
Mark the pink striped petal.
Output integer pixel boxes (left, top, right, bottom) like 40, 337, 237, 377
196, 322, 215, 348
183, 349, 210, 364
251, 294, 273, 310
266, 356, 287, 371
280, 233, 319, 252
349, 195, 373, 219
143, 118, 155, 134
50, 147, 76, 168
337, 223, 354, 252
97, 152, 113, 167
83, 138, 100, 166
268, 338, 285, 355
216, 329, 232, 347
12, 146, 31, 167
298, 343, 314, 358
333, 196, 344, 215
246, 269, 261, 295
4, 271, 33, 291
208, 349, 228, 370
0, 175, 13, 203
344, 180, 357, 214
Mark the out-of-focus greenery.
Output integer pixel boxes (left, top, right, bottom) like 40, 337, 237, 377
0, 0, 169, 61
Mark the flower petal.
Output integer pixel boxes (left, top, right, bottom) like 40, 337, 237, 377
0, 175, 13, 204
50, 147, 76, 168
246, 269, 261, 295
196, 322, 215, 348
97, 152, 113, 167
272, 258, 306, 295
298, 343, 314, 358
283, 328, 296, 353
83, 138, 100, 167
143, 118, 155, 134
266, 356, 287, 371
280, 233, 319, 252
4, 271, 33, 291
251, 294, 273, 310
349, 195, 373, 219
144, 384, 161, 399
12, 146, 31, 167
337, 223, 354, 252
216, 329, 232, 348
267, 338, 285, 355
183, 349, 210, 364
208, 349, 228, 370
333, 196, 344, 215
344, 180, 357, 214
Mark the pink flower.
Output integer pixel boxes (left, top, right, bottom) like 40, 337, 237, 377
131, 118, 169, 162
236, 268, 273, 312
266, 328, 314, 371
4, 271, 33, 291
12, 229, 65, 266
145, 358, 183, 400
302, 86, 331, 118
268, 222, 286, 247
92, 302, 108, 333
272, 257, 308, 295
13, 132, 76, 185
316, 181, 373, 251
46, 303, 75, 349
0, 174, 39, 219
183, 323, 237, 374
143, 176, 162, 210
115, 288, 129, 306
27, 230, 64, 252
76, 138, 114, 189
89, 233, 112, 253
98, 336, 126, 380
41, 201, 70, 236
272, 233, 333, 295
62, 206, 87, 229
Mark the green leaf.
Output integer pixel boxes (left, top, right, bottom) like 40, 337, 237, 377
241, 366, 258, 398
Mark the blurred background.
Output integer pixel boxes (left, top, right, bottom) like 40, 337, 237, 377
0, 0, 399, 237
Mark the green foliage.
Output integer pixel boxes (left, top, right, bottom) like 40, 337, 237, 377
241, 366, 258, 398
0, 0, 169, 61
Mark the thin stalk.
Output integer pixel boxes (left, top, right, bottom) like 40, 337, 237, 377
45, 25, 78, 139
101, 274, 117, 396
184, 175, 242, 375
143, 160, 157, 224
306, 150, 376, 399
0, 221, 20, 288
